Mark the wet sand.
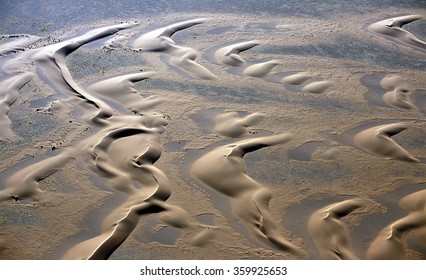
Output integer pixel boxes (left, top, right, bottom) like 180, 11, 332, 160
0, 5, 425, 260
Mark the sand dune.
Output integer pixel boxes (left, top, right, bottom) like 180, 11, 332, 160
213, 111, 265, 137
0, 22, 138, 132
0, 73, 32, 141
281, 72, 312, 85
242, 60, 280, 78
307, 199, 366, 260
367, 189, 426, 259
131, 18, 217, 80
353, 122, 420, 162
380, 75, 415, 109
368, 15, 426, 50
86, 72, 165, 113
0, 35, 40, 56
214, 40, 260, 66
302, 80, 332, 94
190, 133, 305, 256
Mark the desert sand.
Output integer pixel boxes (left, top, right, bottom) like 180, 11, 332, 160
0, 4, 425, 260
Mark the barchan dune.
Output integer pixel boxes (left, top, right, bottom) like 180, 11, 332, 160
214, 40, 260, 67
368, 15, 426, 50
353, 122, 420, 163
130, 18, 217, 80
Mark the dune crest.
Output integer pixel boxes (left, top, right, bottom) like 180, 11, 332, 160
367, 189, 426, 259
353, 122, 420, 162
307, 198, 366, 260
213, 111, 265, 137
131, 19, 217, 80
242, 60, 280, 78
214, 40, 260, 67
380, 75, 415, 109
368, 15, 426, 50
190, 133, 305, 255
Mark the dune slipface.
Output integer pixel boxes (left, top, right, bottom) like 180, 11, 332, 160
307, 199, 366, 260
190, 133, 304, 256
367, 190, 426, 260
368, 15, 426, 50
353, 122, 420, 163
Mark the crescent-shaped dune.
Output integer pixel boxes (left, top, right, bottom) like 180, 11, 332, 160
214, 40, 260, 67
353, 122, 420, 162
368, 15, 426, 50
131, 19, 217, 80
307, 198, 366, 260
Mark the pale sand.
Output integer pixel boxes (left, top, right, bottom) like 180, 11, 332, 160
0, 8, 425, 260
